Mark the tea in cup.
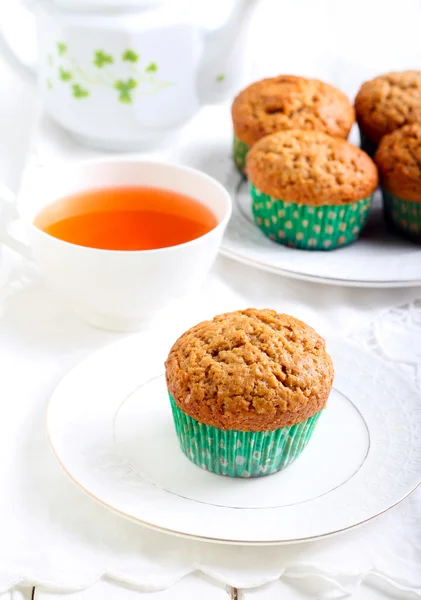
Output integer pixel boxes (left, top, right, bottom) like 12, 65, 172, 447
0, 160, 232, 330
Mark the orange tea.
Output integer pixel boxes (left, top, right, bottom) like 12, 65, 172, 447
34, 186, 218, 251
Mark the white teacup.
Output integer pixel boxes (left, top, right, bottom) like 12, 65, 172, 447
0, 160, 232, 331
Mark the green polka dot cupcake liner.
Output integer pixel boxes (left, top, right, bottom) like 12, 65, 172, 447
169, 394, 322, 478
382, 189, 421, 242
250, 184, 373, 250
233, 134, 249, 175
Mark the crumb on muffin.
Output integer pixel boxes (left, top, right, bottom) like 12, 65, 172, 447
165, 309, 334, 432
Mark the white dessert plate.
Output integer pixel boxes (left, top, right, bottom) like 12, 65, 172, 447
47, 333, 421, 545
220, 177, 421, 288
175, 128, 421, 288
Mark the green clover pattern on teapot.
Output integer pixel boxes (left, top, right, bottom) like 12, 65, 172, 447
46, 41, 174, 104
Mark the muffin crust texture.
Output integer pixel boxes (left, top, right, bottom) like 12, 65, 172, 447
355, 70, 421, 144
232, 75, 355, 147
246, 130, 378, 205
165, 309, 334, 432
375, 123, 421, 202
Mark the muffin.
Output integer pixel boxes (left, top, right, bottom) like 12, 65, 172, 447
375, 123, 421, 241
355, 70, 421, 156
232, 75, 355, 174
247, 130, 378, 250
165, 309, 334, 478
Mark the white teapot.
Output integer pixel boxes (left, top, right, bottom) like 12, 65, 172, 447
0, 0, 258, 150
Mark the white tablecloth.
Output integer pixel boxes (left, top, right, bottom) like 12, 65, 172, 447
2, 1, 421, 598
1, 246, 421, 599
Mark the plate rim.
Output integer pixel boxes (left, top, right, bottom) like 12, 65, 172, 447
45, 428, 421, 545
46, 334, 421, 545
219, 246, 421, 289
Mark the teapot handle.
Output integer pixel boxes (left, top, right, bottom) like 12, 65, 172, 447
0, 1, 37, 83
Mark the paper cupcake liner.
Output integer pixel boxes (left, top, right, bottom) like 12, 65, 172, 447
169, 394, 322, 478
250, 184, 373, 250
382, 189, 421, 242
358, 127, 377, 158
233, 134, 249, 175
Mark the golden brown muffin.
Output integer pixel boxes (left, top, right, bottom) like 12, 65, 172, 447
355, 71, 421, 145
375, 123, 421, 202
165, 309, 334, 432
232, 75, 355, 147
246, 130, 378, 206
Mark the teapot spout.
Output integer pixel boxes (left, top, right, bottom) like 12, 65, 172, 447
197, 0, 259, 104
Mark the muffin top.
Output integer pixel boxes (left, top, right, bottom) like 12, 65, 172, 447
246, 130, 378, 205
355, 71, 421, 144
375, 123, 421, 202
232, 75, 355, 147
165, 309, 334, 432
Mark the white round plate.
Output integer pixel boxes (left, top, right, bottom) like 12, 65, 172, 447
47, 334, 421, 545
176, 132, 421, 289
221, 178, 421, 288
